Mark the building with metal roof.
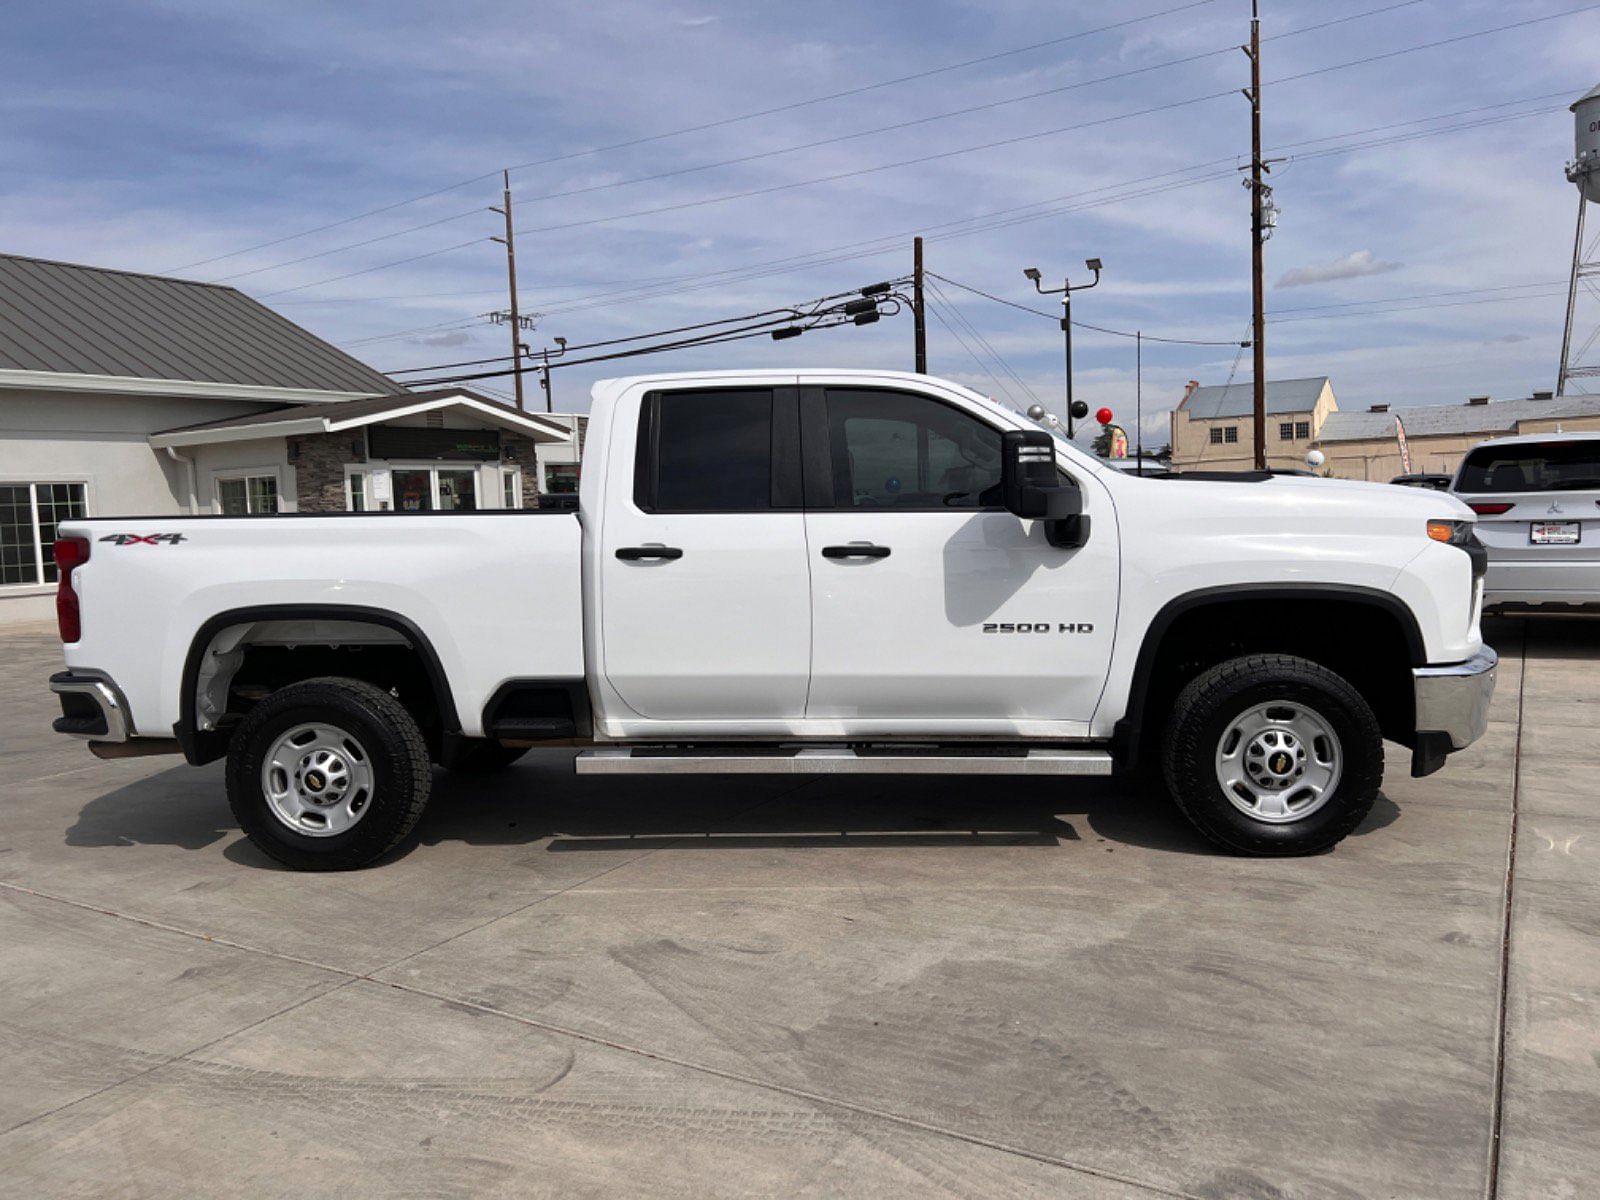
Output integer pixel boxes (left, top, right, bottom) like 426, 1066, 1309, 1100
0, 253, 576, 625
0, 253, 400, 399
1170, 377, 1338, 472
1169, 366, 1600, 481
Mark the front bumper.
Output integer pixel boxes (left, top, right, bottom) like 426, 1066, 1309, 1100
1410, 647, 1498, 776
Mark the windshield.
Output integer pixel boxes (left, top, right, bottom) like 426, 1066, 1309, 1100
1456, 441, 1600, 493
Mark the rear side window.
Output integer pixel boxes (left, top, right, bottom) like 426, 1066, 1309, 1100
637, 389, 773, 512
1456, 441, 1600, 493
824, 388, 1003, 509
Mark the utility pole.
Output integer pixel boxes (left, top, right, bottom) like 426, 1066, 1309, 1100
1136, 330, 1143, 474
489, 169, 526, 411
1245, 1, 1266, 469
912, 236, 928, 373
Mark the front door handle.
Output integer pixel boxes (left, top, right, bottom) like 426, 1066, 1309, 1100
615, 545, 683, 561
822, 544, 891, 559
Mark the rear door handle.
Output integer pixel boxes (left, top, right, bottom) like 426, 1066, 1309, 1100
822, 544, 891, 559
615, 545, 683, 561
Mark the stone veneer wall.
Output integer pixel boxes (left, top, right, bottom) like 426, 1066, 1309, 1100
499, 432, 543, 509
290, 431, 364, 512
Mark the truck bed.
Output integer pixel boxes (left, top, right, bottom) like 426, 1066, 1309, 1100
58, 511, 584, 739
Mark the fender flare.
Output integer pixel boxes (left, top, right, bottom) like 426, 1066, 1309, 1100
175, 604, 461, 765
1111, 583, 1425, 765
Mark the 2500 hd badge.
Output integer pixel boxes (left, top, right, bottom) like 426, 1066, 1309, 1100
983, 622, 1094, 633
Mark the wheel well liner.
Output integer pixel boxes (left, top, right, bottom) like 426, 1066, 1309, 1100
176, 604, 461, 765
1113, 584, 1425, 765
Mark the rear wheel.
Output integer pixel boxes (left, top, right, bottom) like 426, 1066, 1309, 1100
226, 676, 432, 871
1161, 654, 1382, 856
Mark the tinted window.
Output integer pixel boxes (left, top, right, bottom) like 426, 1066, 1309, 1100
824, 389, 1003, 509
1457, 441, 1600, 493
651, 389, 772, 511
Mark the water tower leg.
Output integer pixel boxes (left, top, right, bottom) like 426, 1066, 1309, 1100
1558, 191, 1588, 397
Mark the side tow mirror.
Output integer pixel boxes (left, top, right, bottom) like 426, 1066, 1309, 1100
1000, 429, 1090, 549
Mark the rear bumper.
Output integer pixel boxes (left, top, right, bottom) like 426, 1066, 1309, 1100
1410, 647, 1498, 776
49, 671, 130, 742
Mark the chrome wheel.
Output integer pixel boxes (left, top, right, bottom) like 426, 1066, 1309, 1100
261, 723, 374, 837
1214, 701, 1342, 824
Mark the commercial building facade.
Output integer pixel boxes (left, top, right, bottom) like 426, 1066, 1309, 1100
1171, 374, 1600, 480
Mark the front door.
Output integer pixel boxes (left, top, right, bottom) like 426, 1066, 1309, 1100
802, 386, 1118, 728
598, 385, 811, 722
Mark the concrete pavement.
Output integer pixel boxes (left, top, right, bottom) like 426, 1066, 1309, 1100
0, 617, 1594, 1198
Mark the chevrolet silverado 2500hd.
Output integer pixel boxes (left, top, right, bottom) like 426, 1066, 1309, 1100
49, 370, 1496, 869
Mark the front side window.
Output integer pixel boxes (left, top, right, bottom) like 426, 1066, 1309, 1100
1457, 441, 1600, 493
643, 389, 773, 512
1, 482, 87, 585
217, 474, 278, 515
824, 389, 1002, 509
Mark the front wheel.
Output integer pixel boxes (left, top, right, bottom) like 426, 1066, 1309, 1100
1162, 654, 1383, 856
226, 677, 432, 871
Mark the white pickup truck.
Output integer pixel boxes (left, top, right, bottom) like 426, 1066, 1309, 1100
50, 370, 1497, 869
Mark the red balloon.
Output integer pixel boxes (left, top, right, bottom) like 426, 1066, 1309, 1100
1095, 407, 1114, 425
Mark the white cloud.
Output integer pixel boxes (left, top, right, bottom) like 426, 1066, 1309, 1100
1275, 250, 1403, 290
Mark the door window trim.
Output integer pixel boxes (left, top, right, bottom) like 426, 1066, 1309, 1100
802, 385, 1015, 513
633, 386, 801, 514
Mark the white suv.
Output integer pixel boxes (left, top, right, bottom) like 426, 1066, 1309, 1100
1451, 431, 1600, 611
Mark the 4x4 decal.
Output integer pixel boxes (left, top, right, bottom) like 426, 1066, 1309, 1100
98, 533, 187, 546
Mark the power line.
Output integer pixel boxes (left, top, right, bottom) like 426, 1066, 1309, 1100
264, 5, 1594, 299
168, 0, 1223, 275
925, 279, 1043, 406
330, 94, 1573, 356
389, 280, 910, 377
929, 272, 1248, 345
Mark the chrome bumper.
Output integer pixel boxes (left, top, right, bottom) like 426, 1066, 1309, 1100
49, 672, 130, 742
1412, 647, 1497, 772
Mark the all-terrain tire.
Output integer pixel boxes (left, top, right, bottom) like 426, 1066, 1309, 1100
226, 676, 432, 871
1161, 653, 1383, 856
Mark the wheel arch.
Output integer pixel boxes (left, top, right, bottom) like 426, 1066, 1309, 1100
1113, 584, 1424, 766
176, 604, 461, 765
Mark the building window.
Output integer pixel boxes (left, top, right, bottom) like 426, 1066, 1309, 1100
1209, 428, 1224, 445
1279, 421, 1295, 440
217, 473, 278, 515
542, 463, 580, 495
1, 482, 88, 586
502, 468, 521, 508
1223, 426, 1239, 444
1295, 420, 1311, 439
348, 471, 367, 512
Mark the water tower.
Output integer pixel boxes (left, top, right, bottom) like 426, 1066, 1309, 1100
1557, 83, 1600, 395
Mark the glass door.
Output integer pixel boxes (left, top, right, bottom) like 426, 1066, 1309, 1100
392, 469, 433, 512
436, 469, 477, 511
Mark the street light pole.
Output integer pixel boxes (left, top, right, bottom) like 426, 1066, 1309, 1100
1025, 259, 1101, 439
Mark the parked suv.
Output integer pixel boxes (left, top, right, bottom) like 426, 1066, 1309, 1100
1451, 432, 1600, 611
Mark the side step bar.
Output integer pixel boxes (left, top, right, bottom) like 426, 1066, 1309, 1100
575, 747, 1114, 776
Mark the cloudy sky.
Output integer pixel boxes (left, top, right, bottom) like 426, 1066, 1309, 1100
7, 0, 1599, 444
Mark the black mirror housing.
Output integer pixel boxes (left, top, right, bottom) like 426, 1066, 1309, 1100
1000, 429, 1090, 548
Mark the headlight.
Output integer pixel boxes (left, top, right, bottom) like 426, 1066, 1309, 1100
1426, 519, 1473, 546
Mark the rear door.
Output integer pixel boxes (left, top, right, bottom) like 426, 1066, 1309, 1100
801, 384, 1118, 727
598, 385, 811, 721
1454, 440, 1600, 598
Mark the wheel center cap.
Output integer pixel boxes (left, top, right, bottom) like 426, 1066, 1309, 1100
304, 770, 326, 792
1269, 751, 1292, 775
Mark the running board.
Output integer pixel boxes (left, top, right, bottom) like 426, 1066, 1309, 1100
575, 747, 1114, 776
